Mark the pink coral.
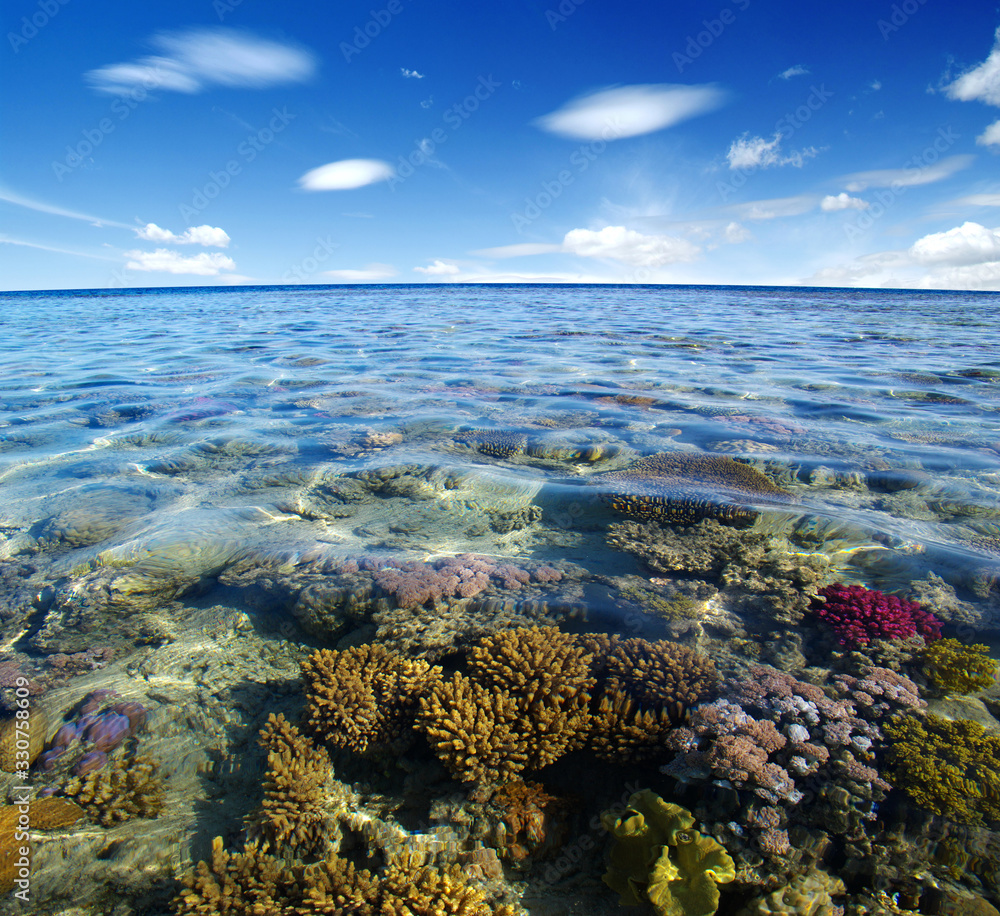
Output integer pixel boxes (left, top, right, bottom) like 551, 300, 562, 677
811, 583, 942, 647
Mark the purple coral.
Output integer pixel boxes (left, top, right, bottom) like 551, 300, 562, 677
84, 712, 132, 752
811, 583, 942, 647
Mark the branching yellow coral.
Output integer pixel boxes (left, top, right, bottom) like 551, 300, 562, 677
922, 638, 999, 694
62, 754, 164, 827
301, 644, 443, 756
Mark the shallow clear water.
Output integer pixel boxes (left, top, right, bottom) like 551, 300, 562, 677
1, 284, 999, 914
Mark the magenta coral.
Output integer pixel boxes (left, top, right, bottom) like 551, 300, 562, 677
811, 583, 942, 647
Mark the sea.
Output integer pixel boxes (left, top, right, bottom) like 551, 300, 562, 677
0, 283, 998, 915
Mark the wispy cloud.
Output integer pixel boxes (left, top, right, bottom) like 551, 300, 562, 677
726, 195, 818, 220
953, 192, 1000, 206
414, 259, 461, 275
134, 223, 230, 247
821, 192, 869, 211
727, 134, 818, 169
0, 188, 130, 228
86, 28, 317, 94
842, 154, 974, 191
323, 263, 397, 281
534, 83, 726, 140
778, 65, 809, 80
0, 236, 117, 260
298, 159, 394, 191
124, 249, 236, 275
471, 243, 563, 258
401, 67, 424, 79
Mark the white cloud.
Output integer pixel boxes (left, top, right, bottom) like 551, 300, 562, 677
978, 119, 1000, 146
471, 243, 562, 258
724, 222, 751, 243
86, 28, 317, 94
870, 80, 882, 91
124, 249, 236, 275
953, 192, 1000, 206
414, 259, 461, 275
909, 221, 1000, 265
323, 263, 397, 281
298, 159, 394, 191
533, 83, 726, 140
561, 226, 699, 266
821, 192, 869, 211
919, 261, 1000, 289
134, 223, 230, 246
401, 68, 424, 79
778, 65, 809, 80
945, 28, 1000, 106
727, 133, 818, 170
842, 155, 973, 192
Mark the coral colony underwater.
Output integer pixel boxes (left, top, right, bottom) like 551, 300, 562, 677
1, 283, 1000, 915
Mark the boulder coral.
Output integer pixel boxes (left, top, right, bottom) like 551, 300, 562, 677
594, 453, 792, 525
601, 789, 735, 916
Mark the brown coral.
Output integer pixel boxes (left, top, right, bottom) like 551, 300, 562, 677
0, 706, 48, 772
589, 687, 677, 763
487, 780, 572, 863
61, 753, 165, 826
418, 627, 594, 784
302, 644, 443, 756
595, 453, 791, 525
247, 714, 337, 859
0, 797, 86, 893
293, 853, 380, 916
380, 862, 514, 916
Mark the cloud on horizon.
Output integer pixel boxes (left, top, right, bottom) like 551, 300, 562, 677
533, 84, 726, 141
323, 263, 397, 281
86, 28, 317, 94
561, 226, 699, 266
135, 223, 230, 246
414, 259, 461, 275
124, 249, 236, 275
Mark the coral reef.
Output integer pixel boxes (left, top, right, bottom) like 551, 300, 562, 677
454, 429, 529, 458
738, 867, 846, 916
173, 838, 517, 916
594, 453, 792, 525
601, 789, 735, 916
418, 626, 594, 784
0, 797, 86, 892
882, 713, 1000, 827
485, 780, 572, 863
921, 638, 999, 694
60, 753, 165, 826
302, 644, 443, 756
810, 584, 942, 648
246, 714, 342, 859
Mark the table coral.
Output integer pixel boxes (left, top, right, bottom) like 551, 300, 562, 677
810, 584, 942, 648
881, 713, 1000, 827
601, 789, 735, 916
921, 638, 999, 694
594, 453, 792, 525
301, 644, 443, 756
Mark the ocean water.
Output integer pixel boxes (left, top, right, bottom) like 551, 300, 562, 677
1, 284, 999, 914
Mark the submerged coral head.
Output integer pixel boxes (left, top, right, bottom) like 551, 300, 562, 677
811, 583, 942, 647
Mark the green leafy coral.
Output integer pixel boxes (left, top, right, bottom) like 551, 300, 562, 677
882, 714, 1000, 827
601, 789, 735, 916
922, 638, 998, 694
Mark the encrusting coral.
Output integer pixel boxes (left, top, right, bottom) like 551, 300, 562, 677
881, 713, 1000, 827
921, 637, 999, 694
738, 867, 846, 916
302, 644, 443, 756
594, 453, 792, 525
601, 789, 735, 916
246, 714, 340, 859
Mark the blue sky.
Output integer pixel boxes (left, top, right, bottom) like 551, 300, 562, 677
2, 0, 1000, 290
